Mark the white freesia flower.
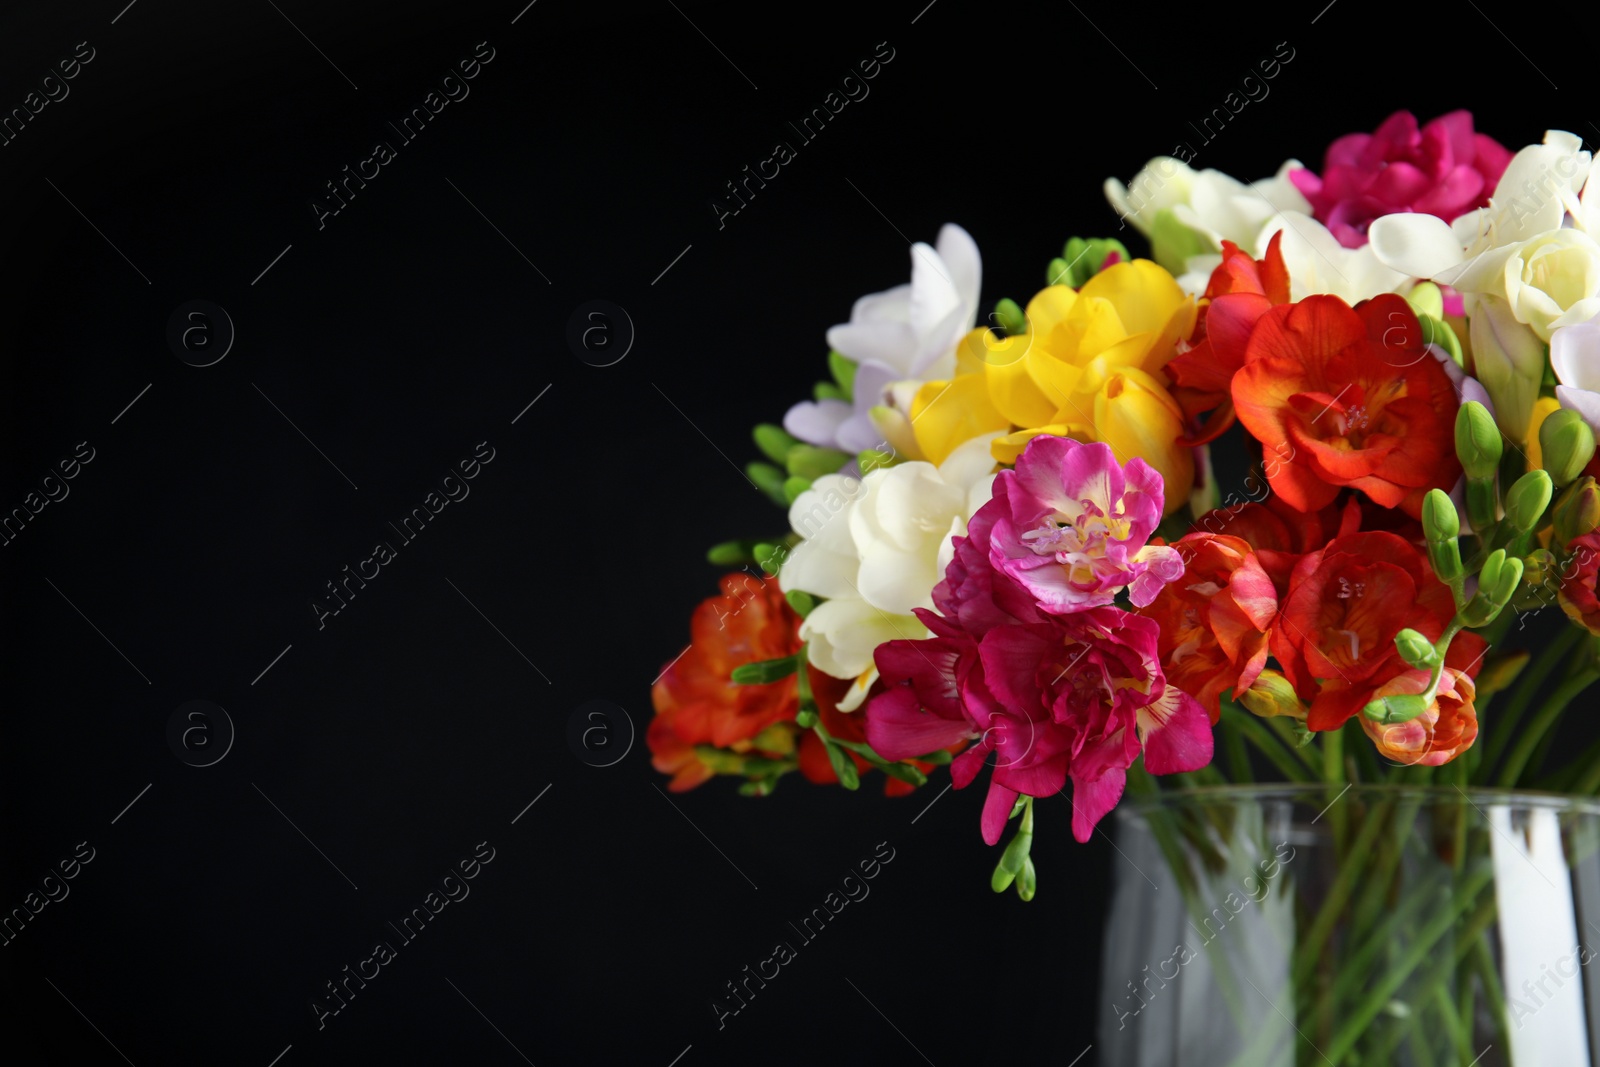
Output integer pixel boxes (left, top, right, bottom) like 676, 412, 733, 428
1368, 129, 1596, 312
784, 224, 981, 455
779, 434, 998, 710
1105, 158, 1310, 290
1255, 211, 1409, 303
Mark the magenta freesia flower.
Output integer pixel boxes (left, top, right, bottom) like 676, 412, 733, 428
1290, 110, 1513, 249
864, 435, 1210, 844
987, 436, 1183, 613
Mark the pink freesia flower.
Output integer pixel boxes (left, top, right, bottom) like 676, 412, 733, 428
864, 434, 1209, 844
1290, 110, 1513, 249
985, 436, 1183, 613
867, 606, 1212, 844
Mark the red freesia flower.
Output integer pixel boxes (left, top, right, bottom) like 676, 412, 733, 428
1231, 294, 1462, 518
1290, 109, 1514, 248
1137, 533, 1278, 722
1269, 531, 1485, 731
1560, 531, 1600, 635
649, 573, 803, 791
1167, 232, 1291, 443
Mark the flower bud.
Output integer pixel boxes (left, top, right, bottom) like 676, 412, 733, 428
1419, 314, 1463, 367
994, 297, 1028, 336
826, 350, 856, 398
1539, 408, 1596, 487
1407, 281, 1445, 321
1237, 670, 1306, 719
1555, 477, 1600, 544
1469, 294, 1547, 444
1427, 489, 1465, 585
785, 445, 850, 481
1505, 469, 1554, 533
1455, 401, 1503, 481
747, 462, 789, 506
1394, 628, 1440, 670
753, 423, 799, 465
1363, 691, 1432, 725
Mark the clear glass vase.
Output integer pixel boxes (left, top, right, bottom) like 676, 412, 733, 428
1098, 785, 1600, 1067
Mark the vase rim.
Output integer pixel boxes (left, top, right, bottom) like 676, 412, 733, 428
1116, 782, 1600, 817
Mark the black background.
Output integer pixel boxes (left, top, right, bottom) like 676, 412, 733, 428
0, 1, 1586, 1064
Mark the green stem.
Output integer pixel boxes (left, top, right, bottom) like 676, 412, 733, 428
1496, 668, 1600, 786
1322, 864, 1495, 1064
1479, 625, 1582, 779
1222, 705, 1315, 783
1290, 801, 1391, 989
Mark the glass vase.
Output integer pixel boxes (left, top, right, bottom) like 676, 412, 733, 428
1098, 785, 1600, 1066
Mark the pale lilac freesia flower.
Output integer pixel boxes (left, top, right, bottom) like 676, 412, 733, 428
986, 436, 1183, 612
1551, 311, 1600, 435
784, 224, 981, 455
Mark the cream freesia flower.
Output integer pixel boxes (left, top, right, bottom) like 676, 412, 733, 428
778, 434, 997, 709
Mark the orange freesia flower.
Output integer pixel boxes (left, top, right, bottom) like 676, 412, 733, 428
1359, 668, 1478, 766
1231, 293, 1461, 518
1167, 232, 1291, 443
1136, 533, 1277, 721
649, 573, 803, 791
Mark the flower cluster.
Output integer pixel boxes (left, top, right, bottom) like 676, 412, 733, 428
649, 109, 1600, 899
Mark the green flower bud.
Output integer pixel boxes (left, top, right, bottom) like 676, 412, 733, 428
814, 380, 847, 403
795, 708, 817, 729
858, 448, 897, 474
1418, 314, 1463, 367
994, 297, 1028, 337
827, 350, 856, 399
1480, 549, 1507, 592
1422, 488, 1461, 542
1505, 469, 1554, 533
1555, 477, 1600, 544
1394, 628, 1440, 670
730, 654, 801, 684
747, 462, 789, 506
1539, 408, 1596, 487
1046, 257, 1074, 287
785, 589, 816, 618
706, 540, 750, 566
1017, 856, 1037, 902
1493, 555, 1525, 605
753, 423, 799, 465
782, 476, 812, 505
1456, 402, 1503, 481
1363, 692, 1432, 725
785, 445, 850, 481
1406, 281, 1445, 321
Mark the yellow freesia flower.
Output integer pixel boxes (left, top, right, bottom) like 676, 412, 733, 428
909, 259, 1198, 514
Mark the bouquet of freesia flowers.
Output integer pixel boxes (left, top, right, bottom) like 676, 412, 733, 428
649, 109, 1600, 903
